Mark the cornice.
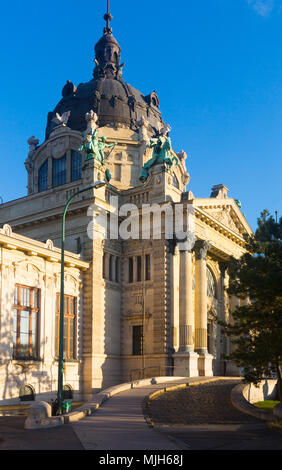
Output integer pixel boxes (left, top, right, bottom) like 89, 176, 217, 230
0, 231, 89, 270
195, 207, 247, 248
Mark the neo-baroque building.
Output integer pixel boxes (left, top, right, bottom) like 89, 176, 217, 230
0, 10, 252, 404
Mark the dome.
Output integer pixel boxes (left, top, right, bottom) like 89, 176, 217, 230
45, 14, 164, 140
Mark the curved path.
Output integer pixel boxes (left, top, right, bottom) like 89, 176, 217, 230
71, 377, 282, 451
147, 379, 282, 450
71, 378, 193, 450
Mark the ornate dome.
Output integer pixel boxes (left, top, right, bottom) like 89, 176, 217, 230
45, 10, 165, 140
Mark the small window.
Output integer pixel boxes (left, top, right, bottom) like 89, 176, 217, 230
53, 155, 66, 187
114, 164, 121, 181
145, 254, 151, 281
132, 325, 143, 356
38, 160, 48, 192
115, 257, 119, 283
109, 255, 114, 281
128, 257, 133, 283
136, 256, 142, 282
19, 384, 35, 402
71, 151, 82, 182
102, 253, 106, 279
172, 173, 179, 189
63, 384, 73, 400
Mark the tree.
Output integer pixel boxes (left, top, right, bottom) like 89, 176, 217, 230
219, 210, 282, 401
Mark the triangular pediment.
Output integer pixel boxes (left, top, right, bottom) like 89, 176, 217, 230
193, 198, 253, 237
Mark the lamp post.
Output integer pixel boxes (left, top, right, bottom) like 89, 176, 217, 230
57, 180, 106, 415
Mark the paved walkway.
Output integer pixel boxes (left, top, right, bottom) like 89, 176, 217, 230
147, 379, 282, 450
0, 377, 281, 450
0, 416, 83, 450
71, 378, 192, 450
71, 377, 282, 451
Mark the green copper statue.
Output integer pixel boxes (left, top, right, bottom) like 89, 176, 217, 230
139, 127, 178, 183
78, 129, 117, 165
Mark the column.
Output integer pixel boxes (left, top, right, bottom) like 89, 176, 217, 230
194, 239, 213, 376
219, 261, 228, 376
179, 248, 193, 351
173, 241, 199, 377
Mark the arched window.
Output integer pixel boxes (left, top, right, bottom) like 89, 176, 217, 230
63, 384, 73, 400
38, 160, 48, 192
52, 155, 66, 187
172, 173, 179, 189
207, 267, 217, 298
71, 150, 82, 182
19, 384, 35, 402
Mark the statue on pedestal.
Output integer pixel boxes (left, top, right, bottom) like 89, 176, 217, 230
79, 129, 117, 165
139, 125, 178, 183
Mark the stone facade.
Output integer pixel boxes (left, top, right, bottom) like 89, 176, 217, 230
0, 12, 253, 402
0, 225, 88, 404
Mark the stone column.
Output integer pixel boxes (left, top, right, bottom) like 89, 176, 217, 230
173, 241, 198, 377
219, 261, 228, 376
179, 248, 194, 352
194, 239, 213, 376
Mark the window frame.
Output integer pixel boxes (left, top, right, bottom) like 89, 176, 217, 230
55, 293, 77, 361
52, 155, 67, 187
38, 159, 48, 192
132, 325, 143, 356
71, 150, 82, 182
13, 284, 40, 360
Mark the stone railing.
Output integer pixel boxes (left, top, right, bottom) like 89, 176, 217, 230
231, 379, 281, 422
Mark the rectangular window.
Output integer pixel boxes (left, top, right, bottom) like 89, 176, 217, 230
13, 285, 39, 359
53, 155, 66, 187
38, 160, 48, 192
145, 254, 151, 281
132, 325, 143, 356
115, 164, 121, 181
115, 257, 119, 283
128, 257, 133, 283
109, 255, 113, 281
136, 256, 142, 282
102, 253, 106, 279
71, 151, 82, 182
55, 294, 76, 360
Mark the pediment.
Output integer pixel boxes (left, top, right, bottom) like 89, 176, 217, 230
194, 199, 253, 237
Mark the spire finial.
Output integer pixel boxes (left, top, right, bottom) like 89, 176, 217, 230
104, 0, 113, 34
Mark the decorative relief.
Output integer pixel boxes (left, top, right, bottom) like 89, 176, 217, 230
51, 137, 67, 159
2, 224, 12, 237
207, 207, 241, 234
45, 239, 54, 250
194, 239, 210, 260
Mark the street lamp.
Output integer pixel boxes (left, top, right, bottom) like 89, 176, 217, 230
57, 180, 106, 415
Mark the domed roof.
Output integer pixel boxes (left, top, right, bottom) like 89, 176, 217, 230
45, 13, 164, 140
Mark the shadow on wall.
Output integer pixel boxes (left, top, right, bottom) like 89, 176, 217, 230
0, 289, 53, 404
100, 257, 122, 391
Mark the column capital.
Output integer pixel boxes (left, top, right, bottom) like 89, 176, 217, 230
194, 239, 210, 260
219, 261, 229, 277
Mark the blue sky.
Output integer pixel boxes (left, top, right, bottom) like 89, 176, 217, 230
0, 0, 281, 230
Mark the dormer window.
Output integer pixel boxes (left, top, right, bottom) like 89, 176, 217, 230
53, 155, 66, 187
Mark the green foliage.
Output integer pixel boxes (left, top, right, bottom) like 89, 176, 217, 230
219, 210, 282, 399
253, 401, 280, 413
